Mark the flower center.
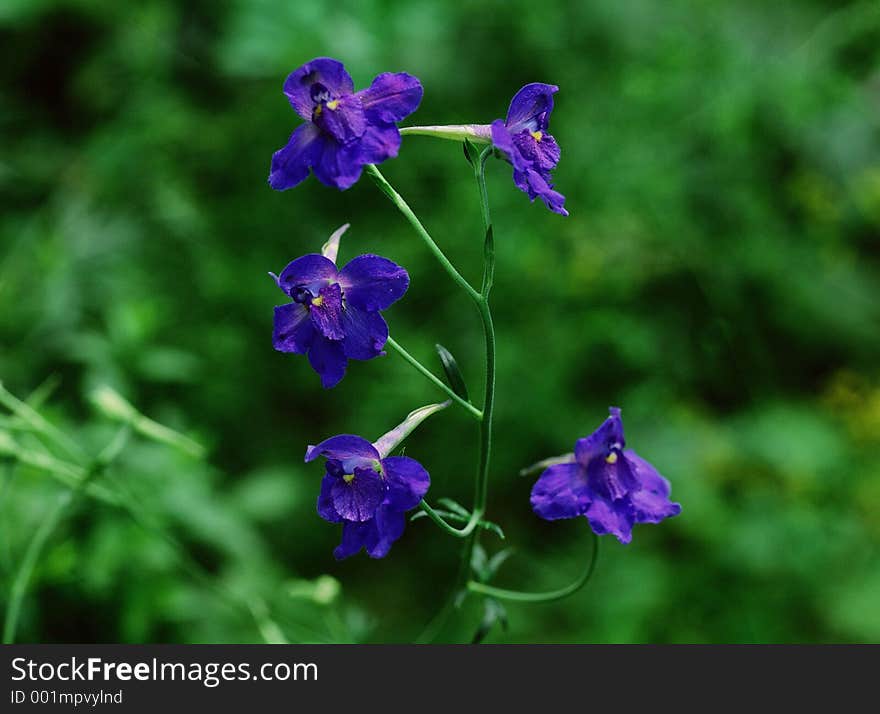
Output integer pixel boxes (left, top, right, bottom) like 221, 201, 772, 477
310, 82, 331, 104
343, 472, 355, 484
291, 286, 314, 305
605, 441, 623, 464
325, 99, 340, 111
530, 130, 543, 142
291, 283, 345, 310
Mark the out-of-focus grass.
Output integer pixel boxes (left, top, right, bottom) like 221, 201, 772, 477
1, 0, 878, 642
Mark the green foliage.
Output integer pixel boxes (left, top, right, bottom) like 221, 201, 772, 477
1, 0, 879, 642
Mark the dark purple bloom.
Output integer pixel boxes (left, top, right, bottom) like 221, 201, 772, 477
269, 57, 423, 191
530, 407, 680, 543
490, 83, 568, 216
272, 225, 409, 388
305, 435, 430, 560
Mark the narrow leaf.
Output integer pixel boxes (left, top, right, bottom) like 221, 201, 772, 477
480, 520, 505, 540
486, 548, 516, 578
410, 508, 457, 523
435, 344, 469, 401
463, 139, 480, 167
472, 598, 507, 644
471, 543, 488, 579
437, 497, 470, 517
519, 452, 575, 477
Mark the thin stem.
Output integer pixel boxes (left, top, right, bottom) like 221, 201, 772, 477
365, 164, 481, 304
370, 159, 497, 641
385, 336, 482, 421
473, 300, 495, 517
449, 150, 498, 619
8, 447, 119, 505
417, 500, 480, 538
466, 531, 599, 603
0, 382, 86, 463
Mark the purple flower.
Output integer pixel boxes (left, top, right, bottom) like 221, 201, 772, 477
305, 435, 430, 560
490, 83, 568, 216
530, 407, 680, 543
269, 57, 423, 191
272, 225, 409, 388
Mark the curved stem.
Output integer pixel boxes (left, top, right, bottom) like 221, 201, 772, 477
467, 531, 599, 604
385, 337, 482, 421
365, 164, 481, 304
418, 500, 482, 538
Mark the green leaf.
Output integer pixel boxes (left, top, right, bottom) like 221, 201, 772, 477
519, 453, 575, 477
486, 548, 516, 579
472, 598, 508, 644
411, 501, 504, 539
480, 519, 505, 540
471, 543, 488, 579
410, 508, 457, 523
463, 139, 480, 167
435, 343, 469, 401
437, 497, 470, 517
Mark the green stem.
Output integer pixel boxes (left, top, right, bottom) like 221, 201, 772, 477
0, 382, 86, 463
466, 531, 599, 603
6, 446, 119, 505
476, 148, 495, 297
365, 164, 481, 304
417, 499, 483, 538
370, 160, 497, 641
385, 336, 482, 421
453, 152, 497, 613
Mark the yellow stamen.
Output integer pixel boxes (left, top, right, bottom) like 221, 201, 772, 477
530, 130, 543, 142
343, 473, 355, 484
605, 452, 618, 464
326, 99, 340, 111
314, 104, 323, 117
311, 295, 325, 307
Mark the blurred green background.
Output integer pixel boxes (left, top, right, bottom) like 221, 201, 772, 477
1, 0, 879, 643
